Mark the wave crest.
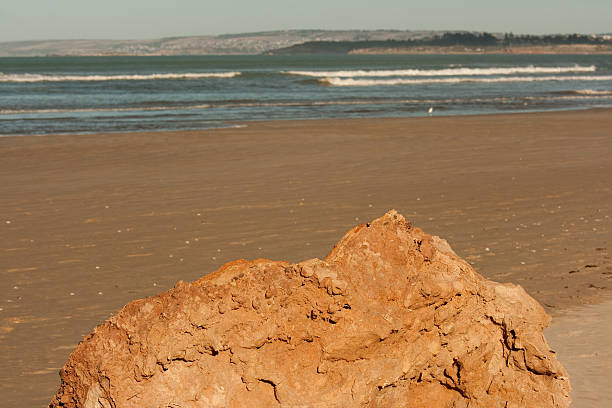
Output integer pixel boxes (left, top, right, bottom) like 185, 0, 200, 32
285, 65, 596, 78
321, 75, 612, 87
572, 89, 612, 95
0, 72, 241, 83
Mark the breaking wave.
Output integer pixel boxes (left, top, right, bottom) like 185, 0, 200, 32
285, 65, 597, 78
570, 89, 612, 95
0, 72, 241, 83
321, 75, 612, 87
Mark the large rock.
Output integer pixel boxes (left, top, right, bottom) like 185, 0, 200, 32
49, 211, 570, 407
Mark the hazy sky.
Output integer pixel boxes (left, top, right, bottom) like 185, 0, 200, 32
1, 0, 610, 42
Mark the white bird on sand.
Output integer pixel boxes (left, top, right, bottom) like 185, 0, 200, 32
428, 106, 434, 115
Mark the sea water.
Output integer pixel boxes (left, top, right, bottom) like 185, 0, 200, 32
0, 54, 611, 135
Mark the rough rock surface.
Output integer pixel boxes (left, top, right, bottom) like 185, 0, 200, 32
49, 211, 570, 407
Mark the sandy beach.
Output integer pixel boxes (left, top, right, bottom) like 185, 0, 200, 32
1, 109, 611, 406
546, 298, 612, 408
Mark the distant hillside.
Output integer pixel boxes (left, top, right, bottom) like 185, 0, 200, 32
0, 30, 438, 57
2, 30, 610, 57
269, 32, 612, 55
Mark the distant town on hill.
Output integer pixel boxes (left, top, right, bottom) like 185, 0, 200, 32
1, 29, 611, 56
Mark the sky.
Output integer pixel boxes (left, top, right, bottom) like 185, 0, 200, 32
1, 0, 610, 42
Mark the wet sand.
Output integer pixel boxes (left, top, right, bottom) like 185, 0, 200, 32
1, 109, 611, 406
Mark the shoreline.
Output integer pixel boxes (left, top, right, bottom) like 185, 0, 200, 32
1, 106, 607, 139
1, 108, 611, 406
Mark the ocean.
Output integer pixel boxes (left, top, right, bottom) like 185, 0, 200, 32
1, 54, 611, 135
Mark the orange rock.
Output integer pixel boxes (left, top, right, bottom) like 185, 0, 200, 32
49, 211, 570, 407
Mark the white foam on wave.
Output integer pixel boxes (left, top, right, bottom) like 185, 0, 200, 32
0, 72, 241, 83
322, 75, 612, 87
285, 65, 597, 78
572, 89, 612, 95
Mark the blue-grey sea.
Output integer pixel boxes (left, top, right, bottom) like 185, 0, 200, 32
1, 54, 611, 135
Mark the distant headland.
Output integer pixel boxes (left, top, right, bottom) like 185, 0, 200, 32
269, 32, 612, 55
1, 30, 611, 57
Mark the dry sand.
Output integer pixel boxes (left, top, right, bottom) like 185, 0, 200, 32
1, 109, 611, 406
546, 298, 612, 408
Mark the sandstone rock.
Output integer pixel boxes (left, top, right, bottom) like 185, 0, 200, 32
49, 210, 570, 407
